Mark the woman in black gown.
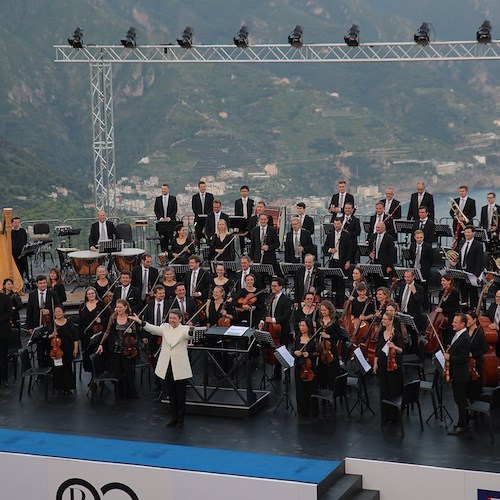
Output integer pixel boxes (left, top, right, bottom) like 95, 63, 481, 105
293, 292, 319, 330
205, 285, 234, 328
3, 278, 22, 331
433, 273, 460, 347
233, 274, 264, 328
209, 220, 235, 262
93, 265, 115, 303
161, 267, 178, 301
49, 267, 67, 304
170, 226, 194, 265
211, 263, 234, 296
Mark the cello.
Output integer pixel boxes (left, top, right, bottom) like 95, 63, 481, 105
423, 290, 449, 353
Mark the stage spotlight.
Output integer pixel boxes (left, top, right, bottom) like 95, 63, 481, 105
288, 25, 303, 47
477, 20, 492, 44
177, 27, 194, 48
414, 23, 430, 45
344, 24, 360, 47
233, 26, 249, 48
121, 27, 138, 48
68, 27, 84, 49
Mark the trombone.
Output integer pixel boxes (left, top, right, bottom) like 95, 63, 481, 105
448, 197, 469, 227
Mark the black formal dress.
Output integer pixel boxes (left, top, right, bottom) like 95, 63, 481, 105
50, 319, 78, 393
211, 278, 234, 296
316, 318, 342, 389
49, 283, 67, 305
233, 289, 265, 328
169, 238, 194, 264
79, 301, 108, 371
92, 280, 115, 302
204, 212, 231, 243
293, 335, 319, 417
0, 294, 12, 384
209, 234, 235, 262
439, 288, 460, 346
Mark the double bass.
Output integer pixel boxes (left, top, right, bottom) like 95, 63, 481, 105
423, 290, 449, 353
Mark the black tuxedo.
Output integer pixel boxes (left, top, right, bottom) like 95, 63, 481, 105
379, 198, 402, 220
167, 297, 198, 324
192, 192, 215, 241
368, 214, 396, 237
407, 192, 435, 221
409, 241, 433, 283
88, 220, 119, 248
342, 215, 361, 263
26, 289, 60, 330
249, 225, 281, 275
204, 212, 230, 242
183, 268, 211, 303
448, 331, 471, 428
322, 230, 351, 269
450, 197, 476, 233
295, 214, 315, 236
480, 204, 500, 232
131, 265, 160, 300
233, 269, 264, 291
249, 214, 273, 232
294, 266, 325, 304
234, 198, 255, 227
142, 299, 169, 324
456, 238, 483, 309
411, 219, 436, 243
487, 303, 500, 325
154, 194, 178, 221
284, 228, 314, 263
154, 194, 178, 251
369, 232, 395, 275
396, 281, 426, 331
112, 285, 142, 314
329, 192, 355, 215
11, 227, 28, 277
270, 293, 292, 340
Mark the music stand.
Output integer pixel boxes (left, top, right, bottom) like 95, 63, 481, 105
426, 353, 453, 428
435, 224, 453, 246
394, 267, 425, 283
99, 239, 123, 254
254, 330, 277, 390
394, 219, 415, 235
229, 216, 247, 233
280, 262, 304, 276
347, 347, 374, 418
20, 242, 44, 287
358, 243, 370, 258
362, 221, 371, 235
322, 223, 334, 235
250, 263, 275, 279
474, 228, 489, 243
400, 247, 411, 266
210, 261, 238, 274
191, 327, 207, 346
273, 346, 296, 416
445, 268, 472, 286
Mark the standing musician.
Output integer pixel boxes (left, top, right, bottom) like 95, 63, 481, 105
204, 200, 230, 243
260, 277, 292, 379
373, 286, 391, 325
154, 183, 178, 253
161, 267, 178, 300
284, 217, 314, 263
184, 255, 211, 304
3, 278, 22, 334
294, 254, 325, 306
411, 206, 436, 244
295, 202, 315, 236
131, 309, 193, 429
112, 270, 142, 314
293, 292, 319, 328
409, 229, 433, 286
211, 263, 234, 296
167, 283, 197, 326
131, 254, 159, 302
342, 203, 361, 264
234, 185, 255, 253
11, 216, 28, 278
433, 274, 460, 347
233, 255, 264, 291
26, 274, 60, 368
350, 283, 375, 322
407, 181, 435, 221
209, 220, 235, 262
48, 305, 79, 396
93, 265, 114, 302
205, 286, 234, 328
0, 290, 12, 388
486, 289, 500, 357
48, 268, 67, 305
79, 286, 108, 372
349, 267, 367, 298
317, 300, 343, 389
89, 210, 119, 251
444, 313, 471, 435
373, 311, 404, 423
250, 213, 281, 276
192, 181, 214, 244
293, 317, 320, 418
169, 226, 194, 264
450, 185, 476, 239
480, 192, 500, 256
369, 222, 395, 285
329, 180, 354, 220
323, 218, 351, 307
368, 202, 396, 237
380, 187, 402, 220
249, 201, 274, 231
450, 225, 484, 309
465, 311, 488, 403
233, 273, 265, 328
97, 299, 139, 400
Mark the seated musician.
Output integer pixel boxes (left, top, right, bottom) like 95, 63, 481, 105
209, 219, 235, 262
350, 283, 375, 322
169, 226, 194, 264
112, 270, 142, 314
233, 273, 265, 329
205, 285, 234, 329
166, 283, 197, 326
317, 300, 343, 388
294, 254, 325, 306
211, 263, 234, 296
293, 292, 318, 329
89, 210, 119, 251
93, 265, 114, 302
342, 203, 361, 264
432, 273, 460, 346
465, 311, 488, 403
131, 254, 159, 302
348, 266, 366, 298
284, 217, 313, 263
204, 200, 230, 243
295, 202, 315, 236
411, 206, 436, 244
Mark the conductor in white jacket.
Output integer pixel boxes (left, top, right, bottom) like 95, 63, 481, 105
130, 308, 192, 428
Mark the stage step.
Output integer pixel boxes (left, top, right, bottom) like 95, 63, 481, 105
319, 464, 380, 500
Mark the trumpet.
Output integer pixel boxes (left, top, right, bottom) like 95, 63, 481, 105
490, 205, 498, 237
448, 197, 469, 227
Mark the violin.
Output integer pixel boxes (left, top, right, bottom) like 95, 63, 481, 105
386, 335, 397, 372
297, 328, 321, 381
320, 334, 334, 364
468, 355, 480, 381
217, 281, 237, 328
236, 288, 267, 312
50, 325, 63, 359
123, 333, 138, 358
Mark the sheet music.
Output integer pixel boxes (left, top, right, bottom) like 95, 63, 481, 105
224, 325, 248, 336
434, 350, 445, 371
353, 347, 371, 373
276, 345, 295, 368
464, 271, 479, 287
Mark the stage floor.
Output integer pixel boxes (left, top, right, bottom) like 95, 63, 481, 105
1, 357, 499, 475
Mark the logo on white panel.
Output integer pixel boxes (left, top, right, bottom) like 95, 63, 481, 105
56, 478, 139, 500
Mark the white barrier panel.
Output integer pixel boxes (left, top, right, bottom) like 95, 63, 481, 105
345, 458, 500, 500
0, 452, 318, 500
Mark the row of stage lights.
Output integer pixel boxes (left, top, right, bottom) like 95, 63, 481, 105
68, 21, 493, 50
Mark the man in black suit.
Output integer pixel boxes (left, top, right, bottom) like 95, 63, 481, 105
329, 180, 355, 220
380, 187, 402, 220
250, 214, 281, 276
368, 202, 396, 237
449, 185, 476, 239
294, 254, 325, 304
369, 222, 395, 283
480, 191, 500, 242
0, 292, 12, 387
396, 270, 426, 338
486, 290, 500, 357
284, 218, 314, 263
444, 313, 471, 435
154, 183, 178, 252
167, 283, 198, 325
112, 270, 142, 314
248, 201, 273, 232
192, 181, 214, 244
11, 216, 28, 278
26, 274, 61, 367
131, 254, 160, 302
261, 277, 292, 379
295, 202, 315, 236
204, 200, 230, 242
89, 210, 119, 250
407, 181, 435, 221
234, 185, 255, 253
342, 203, 361, 264
451, 225, 483, 309
409, 230, 433, 285
233, 256, 264, 291
323, 218, 351, 307
184, 255, 211, 304
411, 206, 436, 244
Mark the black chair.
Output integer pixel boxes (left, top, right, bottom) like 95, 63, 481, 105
312, 372, 350, 419
116, 223, 136, 248
133, 343, 152, 390
382, 379, 423, 437
88, 353, 125, 401
32, 222, 54, 266
7, 327, 22, 380
467, 386, 500, 444
420, 369, 439, 417
18, 349, 52, 401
